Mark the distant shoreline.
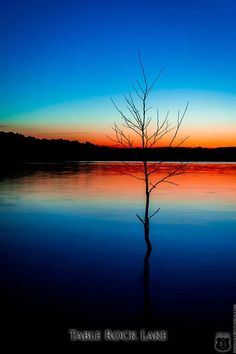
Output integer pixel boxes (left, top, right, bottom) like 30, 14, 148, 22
1, 131, 236, 164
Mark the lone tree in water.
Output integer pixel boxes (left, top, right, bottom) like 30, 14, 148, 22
108, 53, 189, 253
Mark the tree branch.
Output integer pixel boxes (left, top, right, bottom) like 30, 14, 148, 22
137, 214, 144, 224
149, 208, 160, 219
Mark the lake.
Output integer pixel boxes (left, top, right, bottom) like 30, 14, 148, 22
0, 162, 236, 350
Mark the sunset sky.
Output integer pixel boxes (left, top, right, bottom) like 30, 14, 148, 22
0, 0, 235, 147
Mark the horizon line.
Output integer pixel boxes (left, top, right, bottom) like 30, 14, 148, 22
1, 130, 236, 150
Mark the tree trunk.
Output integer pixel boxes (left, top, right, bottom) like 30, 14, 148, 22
143, 215, 152, 324
144, 160, 151, 251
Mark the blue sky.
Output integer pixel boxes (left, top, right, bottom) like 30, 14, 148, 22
0, 0, 235, 146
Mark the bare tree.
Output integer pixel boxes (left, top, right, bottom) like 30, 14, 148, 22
107, 53, 189, 253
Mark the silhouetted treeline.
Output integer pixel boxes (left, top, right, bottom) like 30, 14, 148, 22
1, 131, 235, 165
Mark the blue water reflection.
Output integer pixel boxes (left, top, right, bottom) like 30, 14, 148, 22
0, 162, 235, 349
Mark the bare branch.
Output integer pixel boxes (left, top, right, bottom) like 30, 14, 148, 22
145, 106, 153, 113
121, 161, 144, 172
121, 171, 145, 181
175, 136, 189, 147
147, 67, 165, 95
132, 82, 143, 100
136, 80, 145, 94
149, 162, 188, 193
137, 214, 144, 224
169, 102, 189, 147
149, 208, 160, 219
161, 180, 180, 186
138, 51, 148, 90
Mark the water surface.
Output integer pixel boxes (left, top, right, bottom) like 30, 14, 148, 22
0, 162, 235, 350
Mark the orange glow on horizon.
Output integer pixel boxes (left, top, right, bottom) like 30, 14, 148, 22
4, 125, 236, 148
25, 132, 236, 148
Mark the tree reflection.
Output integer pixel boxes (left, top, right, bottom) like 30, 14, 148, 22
143, 226, 152, 324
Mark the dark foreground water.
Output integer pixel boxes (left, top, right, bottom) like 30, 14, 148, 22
0, 162, 236, 351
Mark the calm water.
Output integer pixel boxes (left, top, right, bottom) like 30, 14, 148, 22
1, 162, 236, 350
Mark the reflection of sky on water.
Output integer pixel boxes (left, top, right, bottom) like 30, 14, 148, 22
0, 162, 235, 344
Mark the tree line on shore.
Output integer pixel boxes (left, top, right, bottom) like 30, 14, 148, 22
0, 131, 235, 164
